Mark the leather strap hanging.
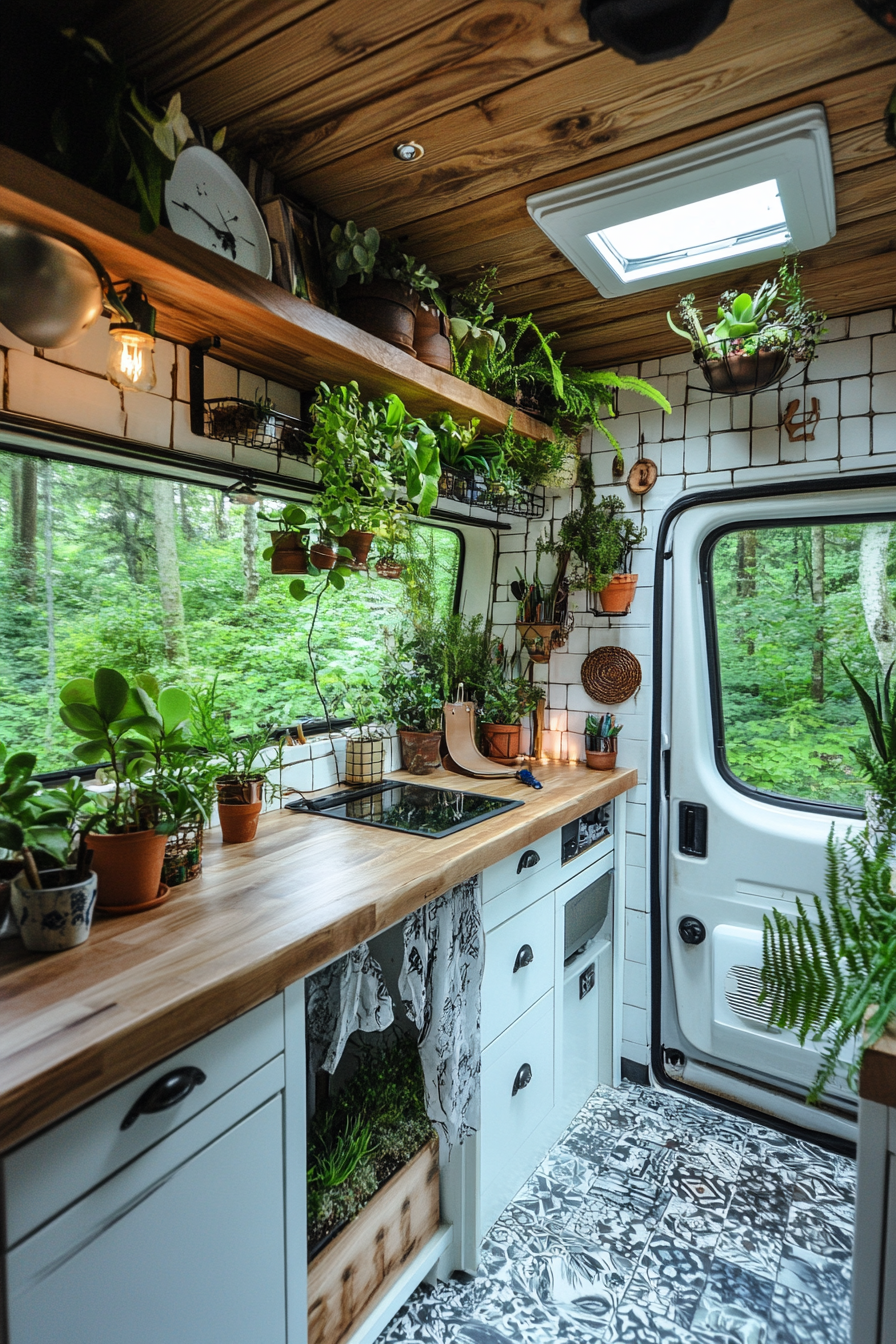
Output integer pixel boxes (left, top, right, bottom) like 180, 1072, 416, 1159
442, 693, 518, 779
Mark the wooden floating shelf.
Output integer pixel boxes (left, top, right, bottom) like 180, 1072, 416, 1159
0, 146, 553, 441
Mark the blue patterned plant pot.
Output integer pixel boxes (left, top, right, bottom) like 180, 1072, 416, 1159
10, 869, 98, 953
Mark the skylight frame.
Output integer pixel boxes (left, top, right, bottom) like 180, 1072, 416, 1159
526, 106, 836, 299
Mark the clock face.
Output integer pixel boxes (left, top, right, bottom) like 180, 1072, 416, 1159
164, 147, 272, 279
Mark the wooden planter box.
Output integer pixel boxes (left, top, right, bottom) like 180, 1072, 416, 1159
307, 1135, 440, 1344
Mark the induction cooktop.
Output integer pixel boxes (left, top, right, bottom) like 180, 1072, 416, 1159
285, 779, 523, 838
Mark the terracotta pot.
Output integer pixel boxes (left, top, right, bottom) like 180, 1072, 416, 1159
339, 277, 420, 354
375, 557, 403, 580
597, 573, 638, 614
10, 868, 97, 953
700, 347, 791, 395
481, 722, 522, 764
345, 736, 386, 785
586, 749, 618, 771
413, 304, 452, 371
87, 829, 167, 908
310, 542, 338, 571
269, 530, 308, 574
215, 775, 264, 805
337, 529, 375, 571
218, 800, 263, 843
399, 730, 443, 775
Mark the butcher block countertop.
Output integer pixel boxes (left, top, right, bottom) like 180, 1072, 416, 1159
0, 763, 635, 1152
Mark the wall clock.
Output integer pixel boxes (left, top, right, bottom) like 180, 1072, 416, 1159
164, 147, 272, 279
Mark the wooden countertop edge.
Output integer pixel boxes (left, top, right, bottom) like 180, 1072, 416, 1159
0, 765, 635, 1151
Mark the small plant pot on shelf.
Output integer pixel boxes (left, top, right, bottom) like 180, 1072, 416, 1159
217, 801, 263, 843
481, 723, 522, 764
339, 277, 420, 354
10, 868, 98, 953
307, 1136, 439, 1344
595, 573, 638, 614
337, 529, 375, 571
585, 748, 618, 771
309, 542, 338, 571
413, 304, 452, 371
375, 556, 403, 580
344, 736, 387, 785
399, 730, 443, 775
88, 830, 168, 910
269, 530, 309, 575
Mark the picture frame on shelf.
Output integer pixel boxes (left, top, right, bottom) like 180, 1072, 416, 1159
262, 195, 328, 308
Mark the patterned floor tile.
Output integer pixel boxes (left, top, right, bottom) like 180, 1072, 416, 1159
375, 1082, 854, 1344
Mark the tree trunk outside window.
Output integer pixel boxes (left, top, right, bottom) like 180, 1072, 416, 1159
810, 526, 825, 703
242, 502, 259, 605
152, 477, 188, 665
859, 523, 896, 672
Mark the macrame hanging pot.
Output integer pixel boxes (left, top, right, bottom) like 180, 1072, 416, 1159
579, 0, 731, 63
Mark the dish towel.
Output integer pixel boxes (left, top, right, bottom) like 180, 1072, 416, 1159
399, 874, 484, 1152
306, 942, 395, 1074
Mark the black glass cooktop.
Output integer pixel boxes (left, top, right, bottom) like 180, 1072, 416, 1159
286, 779, 523, 838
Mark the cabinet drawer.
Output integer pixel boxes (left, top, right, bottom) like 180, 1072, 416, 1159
4, 994, 284, 1248
480, 991, 554, 1190
481, 830, 560, 904
482, 892, 554, 1047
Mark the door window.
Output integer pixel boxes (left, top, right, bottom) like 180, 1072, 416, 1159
707, 519, 896, 809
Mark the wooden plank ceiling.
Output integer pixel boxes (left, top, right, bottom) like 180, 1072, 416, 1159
97, 0, 896, 369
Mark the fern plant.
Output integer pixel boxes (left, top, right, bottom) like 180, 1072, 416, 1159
760, 825, 896, 1103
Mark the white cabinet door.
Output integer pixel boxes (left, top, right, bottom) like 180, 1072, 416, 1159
9, 1097, 286, 1344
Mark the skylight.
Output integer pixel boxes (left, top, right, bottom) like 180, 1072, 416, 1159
527, 107, 835, 298
587, 180, 790, 284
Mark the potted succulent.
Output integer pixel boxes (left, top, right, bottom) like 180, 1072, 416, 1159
191, 682, 280, 844
0, 750, 97, 953
667, 255, 826, 396
58, 668, 207, 909
584, 713, 622, 770
328, 223, 444, 356
480, 674, 543, 763
381, 665, 444, 775
342, 684, 391, 785
555, 460, 646, 613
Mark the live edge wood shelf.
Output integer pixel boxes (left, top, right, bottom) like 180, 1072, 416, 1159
0, 763, 634, 1152
0, 146, 552, 440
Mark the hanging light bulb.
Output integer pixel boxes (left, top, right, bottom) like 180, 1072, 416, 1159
106, 283, 157, 392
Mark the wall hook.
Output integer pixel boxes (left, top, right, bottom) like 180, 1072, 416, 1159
781, 397, 821, 442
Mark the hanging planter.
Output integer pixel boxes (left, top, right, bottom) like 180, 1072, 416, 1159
269, 530, 309, 575
593, 572, 639, 615
375, 556, 403, 580
336, 529, 375, 571
516, 615, 573, 664
694, 339, 792, 396
309, 541, 338, 571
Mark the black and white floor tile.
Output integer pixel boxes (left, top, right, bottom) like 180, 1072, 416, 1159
377, 1080, 854, 1344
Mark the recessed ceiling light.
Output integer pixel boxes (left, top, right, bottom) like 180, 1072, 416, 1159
393, 141, 425, 162
527, 106, 835, 298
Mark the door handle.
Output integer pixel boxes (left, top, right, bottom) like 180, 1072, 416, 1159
512, 1063, 532, 1096
513, 943, 534, 973
517, 850, 540, 874
121, 1067, 207, 1130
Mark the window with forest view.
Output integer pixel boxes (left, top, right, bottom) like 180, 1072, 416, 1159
0, 452, 460, 775
711, 519, 896, 810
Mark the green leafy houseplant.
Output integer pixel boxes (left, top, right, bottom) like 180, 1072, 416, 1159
481, 673, 543, 727
555, 461, 646, 594
327, 222, 445, 309
0, 744, 83, 872
380, 665, 444, 734
667, 255, 826, 366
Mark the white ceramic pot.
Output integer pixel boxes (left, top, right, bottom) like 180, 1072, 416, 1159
11, 869, 98, 953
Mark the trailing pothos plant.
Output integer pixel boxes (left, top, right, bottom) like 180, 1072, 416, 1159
327, 222, 446, 309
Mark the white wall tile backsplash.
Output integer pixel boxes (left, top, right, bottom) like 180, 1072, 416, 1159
493, 306, 896, 1066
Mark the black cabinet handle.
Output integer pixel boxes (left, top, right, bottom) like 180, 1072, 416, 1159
121, 1067, 207, 1130
517, 850, 541, 874
512, 1063, 532, 1097
513, 943, 534, 973
678, 917, 706, 946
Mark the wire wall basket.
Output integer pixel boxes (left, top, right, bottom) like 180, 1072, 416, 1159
204, 398, 310, 457
437, 467, 545, 519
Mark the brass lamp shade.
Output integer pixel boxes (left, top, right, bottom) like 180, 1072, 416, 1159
0, 224, 104, 347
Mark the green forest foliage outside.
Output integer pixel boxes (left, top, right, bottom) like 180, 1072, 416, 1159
0, 454, 459, 774
713, 522, 890, 809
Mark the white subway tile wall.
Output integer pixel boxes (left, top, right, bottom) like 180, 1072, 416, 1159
491, 307, 896, 1067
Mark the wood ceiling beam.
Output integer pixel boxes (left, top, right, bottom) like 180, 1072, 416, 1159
288, 0, 885, 228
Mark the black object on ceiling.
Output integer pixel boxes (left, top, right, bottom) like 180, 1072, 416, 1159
580, 0, 731, 64
852, 1, 896, 36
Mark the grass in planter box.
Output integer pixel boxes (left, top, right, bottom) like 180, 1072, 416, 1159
307, 1033, 435, 1256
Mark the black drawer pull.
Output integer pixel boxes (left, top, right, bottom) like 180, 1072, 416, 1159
517, 850, 541, 874
121, 1067, 207, 1130
513, 943, 534, 973
512, 1063, 533, 1097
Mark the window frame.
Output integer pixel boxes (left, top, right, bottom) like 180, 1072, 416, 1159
700, 510, 896, 821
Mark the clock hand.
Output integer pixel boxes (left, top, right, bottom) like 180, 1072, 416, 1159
171, 199, 231, 242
